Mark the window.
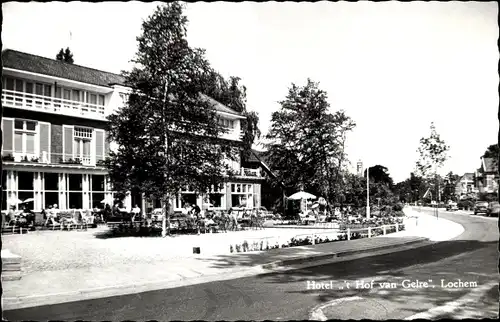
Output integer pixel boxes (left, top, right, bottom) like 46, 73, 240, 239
74, 127, 93, 164
18, 172, 34, 210
6, 78, 14, 90
16, 80, 23, 92
230, 183, 253, 208
14, 120, 37, 155
91, 175, 105, 209
36, 83, 43, 96
72, 90, 81, 102
43, 173, 59, 210
2, 171, 7, 211
98, 95, 105, 106
26, 82, 33, 94
4, 77, 23, 92
119, 93, 128, 107
218, 118, 235, 129
64, 89, 71, 100
208, 184, 225, 208
89, 94, 97, 105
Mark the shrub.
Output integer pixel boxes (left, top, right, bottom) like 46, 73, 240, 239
393, 203, 404, 212
2, 154, 15, 161
393, 210, 405, 217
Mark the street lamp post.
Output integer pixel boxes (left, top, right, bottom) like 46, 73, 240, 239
366, 165, 370, 219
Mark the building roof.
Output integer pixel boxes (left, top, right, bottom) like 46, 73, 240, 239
482, 157, 498, 173
199, 93, 244, 117
461, 173, 475, 181
2, 49, 126, 87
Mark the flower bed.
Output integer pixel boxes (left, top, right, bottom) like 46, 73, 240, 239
228, 223, 406, 253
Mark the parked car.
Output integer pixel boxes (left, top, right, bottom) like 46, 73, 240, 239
487, 201, 500, 217
446, 202, 458, 211
473, 201, 489, 215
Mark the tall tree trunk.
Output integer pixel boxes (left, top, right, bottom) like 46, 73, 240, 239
333, 132, 347, 209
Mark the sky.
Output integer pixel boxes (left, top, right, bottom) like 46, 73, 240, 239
2, 1, 498, 183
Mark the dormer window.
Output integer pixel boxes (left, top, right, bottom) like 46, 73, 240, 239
218, 118, 234, 129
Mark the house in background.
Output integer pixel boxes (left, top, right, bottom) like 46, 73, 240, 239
1, 49, 262, 212
476, 157, 499, 194
241, 149, 285, 212
455, 173, 477, 199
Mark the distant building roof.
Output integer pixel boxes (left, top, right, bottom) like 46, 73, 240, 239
482, 157, 498, 173
462, 173, 475, 181
2, 49, 126, 87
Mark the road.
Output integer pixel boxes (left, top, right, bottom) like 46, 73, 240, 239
4, 209, 498, 321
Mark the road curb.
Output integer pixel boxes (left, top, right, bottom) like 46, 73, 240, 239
260, 237, 428, 269
3, 236, 429, 311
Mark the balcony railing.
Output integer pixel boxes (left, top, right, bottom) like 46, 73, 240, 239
2, 89, 106, 120
225, 167, 262, 178
240, 167, 261, 177
1, 150, 105, 167
220, 128, 244, 141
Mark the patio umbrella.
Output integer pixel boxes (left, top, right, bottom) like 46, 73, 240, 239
100, 197, 114, 205
288, 191, 316, 213
7, 197, 23, 206
288, 191, 316, 200
22, 198, 35, 203
202, 202, 214, 209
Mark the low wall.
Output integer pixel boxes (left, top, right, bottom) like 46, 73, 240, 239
1, 249, 22, 281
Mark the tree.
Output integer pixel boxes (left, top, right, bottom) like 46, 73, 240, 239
56, 49, 64, 61
482, 144, 499, 170
442, 171, 460, 202
483, 144, 499, 159
199, 70, 261, 159
264, 78, 356, 205
415, 122, 450, 202
56, 47, 74, 63
343, 173, 366, 207
363, 165, 394, 187
105, 2, 235, 237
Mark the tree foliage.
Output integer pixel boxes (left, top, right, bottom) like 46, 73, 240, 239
415, 122, 450, 202
482, 144, 499, 159
415, 122, 450, 178
56, 47, 74, 63
442, 171, 460, 202
264, 79, 356, 204
105, 2, 236, 234
482, 143, 499, 170
393, 172, 430, 203
199, 71, 261, 159
364, 165, 394, 187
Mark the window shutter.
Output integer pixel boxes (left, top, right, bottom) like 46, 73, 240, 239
104, 131, 110, 156
39, 122, 50, 163
2, 118, 14, 154
63, 126, 74, 161
95, 129, 104, 162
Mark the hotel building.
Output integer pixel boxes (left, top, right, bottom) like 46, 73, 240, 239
1, 49, 264, 213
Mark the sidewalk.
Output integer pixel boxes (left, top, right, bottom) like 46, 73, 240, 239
2, 235, 427, 310
2, 207, 462, 310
